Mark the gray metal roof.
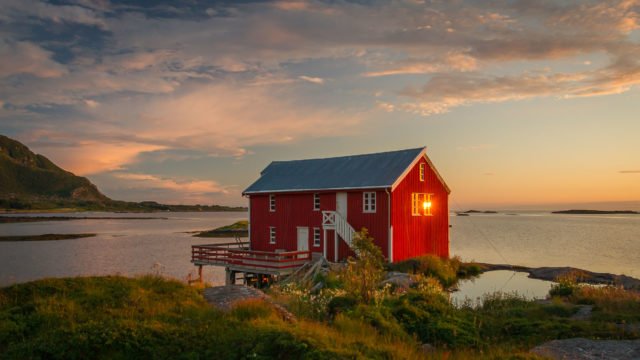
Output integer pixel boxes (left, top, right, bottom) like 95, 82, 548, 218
243, 147, 425, 194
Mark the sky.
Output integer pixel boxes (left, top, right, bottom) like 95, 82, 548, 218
1, 0, 639, 209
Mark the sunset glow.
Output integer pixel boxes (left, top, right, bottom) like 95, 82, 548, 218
1, 0, 639, 208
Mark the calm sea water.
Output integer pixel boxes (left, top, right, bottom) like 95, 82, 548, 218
0, 212, 638, 294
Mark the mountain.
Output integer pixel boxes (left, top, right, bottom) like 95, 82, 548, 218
0, 135, 110, 206
0, 135, 245, 212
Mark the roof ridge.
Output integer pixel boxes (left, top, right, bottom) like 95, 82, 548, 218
269, 147, 425, 165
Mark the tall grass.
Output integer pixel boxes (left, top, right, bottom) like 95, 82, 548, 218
387, 255, 481, 288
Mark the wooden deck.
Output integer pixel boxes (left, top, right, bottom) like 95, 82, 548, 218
191, 242, 312, 276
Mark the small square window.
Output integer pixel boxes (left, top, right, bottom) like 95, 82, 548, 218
313, 193, 320, 211
313, 228, 321, 247
363, 192, 376, 213
420, 163, 425, 182
269, 194, 276, 212
269, 226, 276, 244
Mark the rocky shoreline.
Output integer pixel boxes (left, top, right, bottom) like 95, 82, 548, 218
475, 263, 640, 291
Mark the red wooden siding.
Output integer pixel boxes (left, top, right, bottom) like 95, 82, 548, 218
250, 192, 335, 253
345, 190, 389, 260
391, 156, 449, 261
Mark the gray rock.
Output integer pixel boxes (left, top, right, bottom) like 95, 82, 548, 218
382, 272, 416, 289
531, 338, 640, 360
310, 281, 324, 294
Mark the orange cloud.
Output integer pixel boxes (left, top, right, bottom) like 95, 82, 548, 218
114, 173, 228, 194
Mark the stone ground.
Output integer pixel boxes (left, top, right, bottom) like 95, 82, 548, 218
203, 285, 296, 323
531, 338, 640, 360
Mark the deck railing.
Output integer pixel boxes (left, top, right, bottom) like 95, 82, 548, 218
192, 243, 311, 270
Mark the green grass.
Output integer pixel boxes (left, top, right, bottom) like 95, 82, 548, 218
0, 276, 427, 359
387, 255, 482, 288
2, 259, 638, 359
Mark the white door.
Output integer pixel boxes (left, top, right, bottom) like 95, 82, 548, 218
336, 192, 348, 218
297, 227, 309, 253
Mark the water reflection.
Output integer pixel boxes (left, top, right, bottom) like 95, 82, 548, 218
0, 212, 246, 286
451, 270, 553, 306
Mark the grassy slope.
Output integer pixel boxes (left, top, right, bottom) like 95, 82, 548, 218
0, 276, 425, 359
1, 259, 637, 359
271, 255, 640, 359
0, 135, 246, 212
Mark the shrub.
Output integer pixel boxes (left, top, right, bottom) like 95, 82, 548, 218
327, 296, 357, 317
549, 271, 582, 297
341, 228, 385, 303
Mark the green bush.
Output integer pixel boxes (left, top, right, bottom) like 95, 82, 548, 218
327, 296, 357, 317
388, 255, 461, 288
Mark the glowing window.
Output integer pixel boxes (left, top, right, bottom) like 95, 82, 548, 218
411, 193, 433, 216
420, 163, 425, 182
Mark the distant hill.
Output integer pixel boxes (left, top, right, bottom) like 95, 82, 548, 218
0, 135, 245, 212
0, 135, 109, 205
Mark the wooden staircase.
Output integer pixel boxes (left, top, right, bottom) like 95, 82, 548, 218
322, 211, 356, 259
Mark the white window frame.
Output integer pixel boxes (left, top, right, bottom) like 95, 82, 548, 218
313, 193, 320, 211
269, 194, 276, 212
363, 192, 376, 213
313, 227, 321, 247
420, 163, 425, 182
411, 193, 433, 216
269, 226, 276, 244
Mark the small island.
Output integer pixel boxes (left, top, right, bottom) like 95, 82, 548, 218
456, 210, 498, 216
0, 233, 96, 242
552, 209, 639, 215
193, 220, 249, 238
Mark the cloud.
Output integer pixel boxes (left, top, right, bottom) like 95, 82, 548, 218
0, 39, 67, 78
364, 52, 478, 77
113, 173, 228, 194
16, 81, 363, 175
2, 0, 640, 204
30, 137, 164, 175
394, 58, 640, 116
2, 0, 108, 29
619, 170, 640, 174
298, 75, 325, 84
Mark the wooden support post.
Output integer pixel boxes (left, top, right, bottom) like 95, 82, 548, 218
225, 267, 236, 286
198, 265, 203, 284
334, 231, 338, 262
323, 229, 327, 260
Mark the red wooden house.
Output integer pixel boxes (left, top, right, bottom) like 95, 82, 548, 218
192, 147, 450, 285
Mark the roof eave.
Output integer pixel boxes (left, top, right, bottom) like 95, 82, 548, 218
243, 184, 392, 196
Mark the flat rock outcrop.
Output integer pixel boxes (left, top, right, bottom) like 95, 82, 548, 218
203, 285, 296, 323
531, 338, 640, 360
475, 263, 640, 291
